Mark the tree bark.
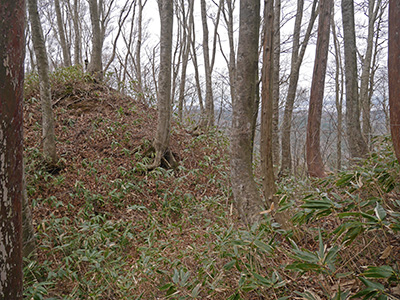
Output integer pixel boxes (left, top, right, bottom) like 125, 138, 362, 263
306, 0, 332, 178
178, 0, 194, 122
280, 0, 318, 176
261, 0, 289, 227
389, 0, 400, 163
272, 0, 281, 168
231, 0, 263, 225
332, 13, 344, 171
88, 0, 103, 80
72, 0, 82, 65
342, 0, 368, 159
55, 0, 72, 67
148, 0, 176, 169
28, 0, 58, 166
200, 0, 215, 128
0, 0, 25, 296
360, 0, 382, 146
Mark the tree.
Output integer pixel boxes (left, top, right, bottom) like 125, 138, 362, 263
177, 0, 195, 121
200, 0, 223, 128
88, 0, 103, 79
28, 0, 58, 166
280, 0, 318, 176
389, 0, 400, 163
360, 0, 384, 145
230, 0, 263, 225
0, 0, 25, 297
331, 12, 345, 170
272, 0, 281, 167
342, 0, 368, 159
148, 0, 176, 169
54, 0, 72, 67
306, 0, 333, 178
261, 0, 289, 227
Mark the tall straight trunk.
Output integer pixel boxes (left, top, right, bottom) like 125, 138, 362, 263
360, 0, 382, 145
389, 0, 400, 163
88, 0, 103, 80
280, 0, 318, 176
200, 0, 214, 127
72, 0, 82, 65
306, 0, 332, 178
224, 0, 236, 104
231, 0, 263, 225
342, 0, 368, 159
261, 0, 275, 201
148, 0, 176, 169
272, 0, 281, 168
178, 0, 194, 121
190, 19, 204, 113
28, 0, 58, 165
332, 14, 344, 171
135, 0, 144, 99
55, 0, 72, 67
261, 0, 289, 227
0, 0, 25, 297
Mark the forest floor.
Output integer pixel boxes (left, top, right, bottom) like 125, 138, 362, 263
23, 67, 400, 299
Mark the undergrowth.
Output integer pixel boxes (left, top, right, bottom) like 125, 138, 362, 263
23, 67, 399, 299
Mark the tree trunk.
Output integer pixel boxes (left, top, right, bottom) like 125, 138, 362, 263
200, 0, 215, 128
389, 0, 400, 163
280, 0, 318, 176
231, 0, 263, 225
72, 0, 81, 65
178, 0, 194, 122
135, 0, 144, 100
261, 0, 289, 227
306, 0, 332, 178
148, 0, 176, 170
360, 0, 382, 146
272, 0, 281, 168
332, 13, 344, 171
55, 0, 72, 67
28, 0, 58, 166
0, 0, 25, 296
342, 0, 368, 159
88, 0, 103, 80
22, 163, 36, 258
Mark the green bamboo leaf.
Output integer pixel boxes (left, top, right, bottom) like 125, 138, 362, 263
374, 203, 387, 221
362, 266, 394, 278
223, 260, 236, 270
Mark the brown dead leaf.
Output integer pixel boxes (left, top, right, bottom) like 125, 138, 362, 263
380, 245, 393, 259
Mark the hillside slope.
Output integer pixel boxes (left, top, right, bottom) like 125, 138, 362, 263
23, 67, 400, 299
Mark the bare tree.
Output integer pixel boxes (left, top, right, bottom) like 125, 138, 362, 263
231, 0, 263, 225
360, 0, 384, 145
272, 0, 281, 167
200, 0, 223, 128
88, 0, 103, 79
55, 0, 72, 67
306, 0, 333, 178
280, 0, 318, 176
331, 12, 344, 170
28, 0, 58, 166
148, 0, 177, 169
342, 0, 368, 159
177, 0, 195, 121
389, 0, 400, 163
0, 0, 25, 297
261, 0, 289, 226
261, 0, 276, 205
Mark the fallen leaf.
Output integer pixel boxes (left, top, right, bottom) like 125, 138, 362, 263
380, 245, 393, 259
